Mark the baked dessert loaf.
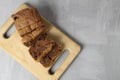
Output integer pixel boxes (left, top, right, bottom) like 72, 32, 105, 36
29, 34, 55, 61
12, 8, 46, 47
29, 34, 62, 67
12, 7, 63, 67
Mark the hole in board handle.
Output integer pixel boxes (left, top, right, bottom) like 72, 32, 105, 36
3, 25, 16, 39
49, 50, 69, 75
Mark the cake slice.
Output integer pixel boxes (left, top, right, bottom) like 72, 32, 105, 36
29, 34, 63, 67
40, 43, 62, 67
29, 34, 55, 62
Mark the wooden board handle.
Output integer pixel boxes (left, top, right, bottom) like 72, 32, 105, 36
54, 50, 79, 79
0, 18, 14, 38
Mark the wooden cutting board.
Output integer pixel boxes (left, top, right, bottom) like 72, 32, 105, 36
0, 4, 81, 80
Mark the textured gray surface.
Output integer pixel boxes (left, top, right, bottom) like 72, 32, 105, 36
0, 0, 120, 80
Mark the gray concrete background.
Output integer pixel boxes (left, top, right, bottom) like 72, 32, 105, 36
0, 0, 120, 80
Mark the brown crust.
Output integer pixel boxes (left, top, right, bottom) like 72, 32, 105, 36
12, 8, 42, 28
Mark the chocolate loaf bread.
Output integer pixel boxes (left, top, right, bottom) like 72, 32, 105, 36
12, 7, 63, 67
29, 34, 62, 67
29, 34, 55, 61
